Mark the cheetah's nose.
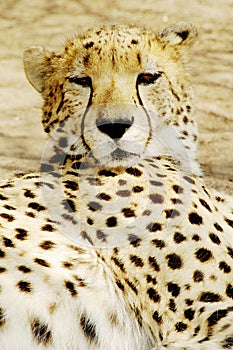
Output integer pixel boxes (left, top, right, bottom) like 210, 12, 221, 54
96, 118, 133, 139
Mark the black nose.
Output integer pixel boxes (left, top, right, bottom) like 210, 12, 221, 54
96, 118, 133, 139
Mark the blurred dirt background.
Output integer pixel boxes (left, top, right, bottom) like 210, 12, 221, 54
0, 0, 233, 193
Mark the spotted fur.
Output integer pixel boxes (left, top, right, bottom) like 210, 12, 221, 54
0, 22, 233, 350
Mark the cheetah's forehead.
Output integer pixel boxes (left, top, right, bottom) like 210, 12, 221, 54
73, 25, 154, 48
62, 25, 162, 73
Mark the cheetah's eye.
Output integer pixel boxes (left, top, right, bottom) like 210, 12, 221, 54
137, 72, 162, 85
68, 76, 92, 88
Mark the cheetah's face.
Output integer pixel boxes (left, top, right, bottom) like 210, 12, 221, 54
24, 23, 200, 174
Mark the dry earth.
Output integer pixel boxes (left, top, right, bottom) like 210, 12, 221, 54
0, 0, 233, 194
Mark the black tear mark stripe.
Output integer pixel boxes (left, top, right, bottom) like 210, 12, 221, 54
80, 82, 94, 154
80, 314, 98, 344
135, 83, 152, 147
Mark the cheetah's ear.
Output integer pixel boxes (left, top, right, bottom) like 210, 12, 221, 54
23, 46, 53, 93
158, 22, 197, 50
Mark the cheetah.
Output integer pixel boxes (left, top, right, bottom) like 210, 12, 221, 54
0, 22, 233, 350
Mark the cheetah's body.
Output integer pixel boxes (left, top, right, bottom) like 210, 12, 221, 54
0, 23, 233, 350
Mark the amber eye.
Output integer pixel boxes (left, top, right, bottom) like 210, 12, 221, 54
137, 72, 162, 85
68, 76, 92, 87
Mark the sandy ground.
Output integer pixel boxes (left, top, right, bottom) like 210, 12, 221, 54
0, 0, 233, 194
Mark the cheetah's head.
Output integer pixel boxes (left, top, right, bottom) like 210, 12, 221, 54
24, 22, 201, 175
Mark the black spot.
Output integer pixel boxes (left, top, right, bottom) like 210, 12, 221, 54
199, 307, 205, 314
128, 234, 141, 247
152, 310, 162, 324
112, 257, 125, 272
3, 204, 15, 210
227, 247, 233, 259
149, 193, 164, 204
80, 314, 98, 343
147, 288, 160, 303
147, 222, 162, 232
219, 261, 231, 273
98, 169, 116, 177
193, 326, 200, 336
17, 280, 31, 293
184, 308, 195, 321
137, 53, 141, 64
122, 208, 136, 218
106, 216, 117, 227
125, 279, 138, 295
148, 256, 160, 272
34, 258, 50, 268
173, 185, 184, 194
173, 232, 186, 244
23, 189, 36, 198
81, 231, 94, 245
146, 275, 157, 285
166, 253, 182, 269
132, 185, 143, 193
26, 211, 35, 218
31, 318, 52, 345
84, 41, 94, 49
131, 39, 138, 45
96, 230, 107, 242
130, 255, 144, 267
64, 280, 77, 297
183, 175, 195, 184
151, 239, 165, 249
150, 180, 163, 186
18, 265, 31, 273
222, 337, 233, 348
116, 279, 125, 291
225, 218, 233, 228
199, 199, 212, 212
0, 194, 8, 200
175, 322, 187, 332
195, 248, 212, 262
169, 299, 176, 312
28, 202, 46, 212
199, 292, 222, 303
0, 307, 6, 327
165, 209, 180, 218
88, 201, 102, 212
39, 241, 55, 250
62, 199, 76, 212
126, 167, 142, 177
2, 237, 15, 248
209, 233, 221, 245
0, 213, 14, 222
41, 224, 55, 232
185, 299, 193, 306
64, 180, 78, 190
167, 282, 180, 297
118, 179, 127, 186
193, 270, 204, 282
208, 309, 228, 328
189, 212, 203, 225
0, 249, 5, 258
15, 228, 28, 240
87, 217, 94, 225
226, 284, 233, 299
198, 336, 210, 343
116, 190, 131, 197
213, 223, 223, 232
192, 234, 201, 241
0, 267, 6, 273
96, 192, 111, 201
